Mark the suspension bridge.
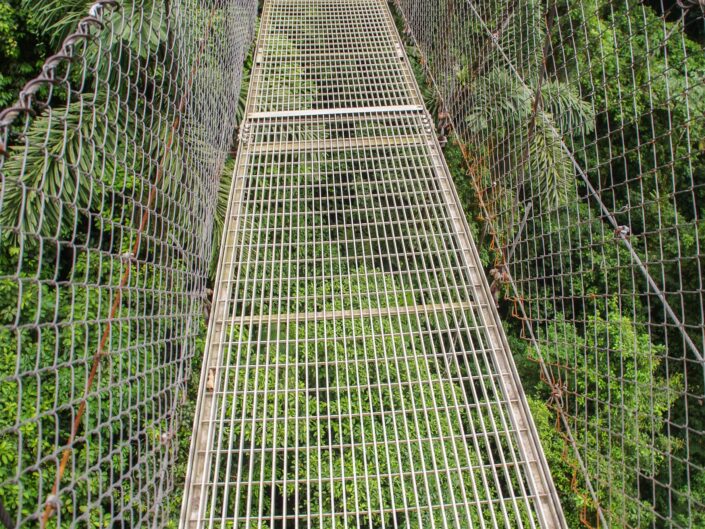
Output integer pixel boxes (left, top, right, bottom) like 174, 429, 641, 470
0, 0, 702, 528
180, 0, 563, 526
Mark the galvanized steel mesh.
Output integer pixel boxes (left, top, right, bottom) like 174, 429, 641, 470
182, 0, 564, 527
0, 0, 256, 526
394, 0, 705, 527
1, 0, 704, 527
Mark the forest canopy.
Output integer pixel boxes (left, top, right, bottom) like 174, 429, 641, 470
0, 0, 704, 527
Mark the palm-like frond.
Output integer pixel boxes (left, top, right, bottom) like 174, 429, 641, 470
493, 0, 546, 81
1, 92, 176, 239
527, 111, 574, 206
540, 81, 595, 136
464, 68, 533, 137
236, 53, 252, 125
21, 0, 163, 51
21, 0, 92, 46
406, 45, 440, 118
2, 0, 171, 237
463, 66, 592, 208
1, 96, 115, 235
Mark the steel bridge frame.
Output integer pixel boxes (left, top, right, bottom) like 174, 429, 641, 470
181, 1, 566, 527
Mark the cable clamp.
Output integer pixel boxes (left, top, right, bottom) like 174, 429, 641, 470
614, 225, 631, 240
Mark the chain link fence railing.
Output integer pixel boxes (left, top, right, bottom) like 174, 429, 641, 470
0, 0, 256, 526
3, 0, 704, 527
393, 0, 705, 527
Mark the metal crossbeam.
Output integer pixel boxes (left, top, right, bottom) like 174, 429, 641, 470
181, 1, 566, 527
221, 301, 476, 326
248, 105, 424, 119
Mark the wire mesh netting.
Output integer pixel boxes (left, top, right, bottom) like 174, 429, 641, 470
0, 0, 256, 526
181, 0, 564, 527
2, 0, 705, 527
248, 0, 420, 113
393, 0, 705, 527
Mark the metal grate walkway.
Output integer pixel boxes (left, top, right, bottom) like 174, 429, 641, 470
181, 1, 565, 527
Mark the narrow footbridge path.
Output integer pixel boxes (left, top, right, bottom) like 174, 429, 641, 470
181, 1, 566, 527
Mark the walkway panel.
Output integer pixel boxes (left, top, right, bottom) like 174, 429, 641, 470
181, 1, 565, 527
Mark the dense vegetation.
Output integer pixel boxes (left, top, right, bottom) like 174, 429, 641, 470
395, 0, 705, 527
197, 96, 545, 524
0, 0, 243, 526
0, 0, 703, 527
0, 1, 47, 107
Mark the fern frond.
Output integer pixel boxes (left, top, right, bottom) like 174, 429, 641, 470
541, 81, 595, 136
465, 67, 533, 137
526, 111, 574, 207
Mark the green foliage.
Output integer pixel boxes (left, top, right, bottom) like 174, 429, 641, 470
526, 397, 588, 529
400, 0, 705, 523
393, 0, 705, 524
546, 4, 705, 521
557, 0, 705, 216
214, 267, 536, 528
0, 0, 234, 524
1, 0, 702, 525
0, 0, 48, 107
460, 66, 594, 209
0, 234, 191, 526
0, 1, 17, 58
256, 34, 317, 111
537, 305, 683, 527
